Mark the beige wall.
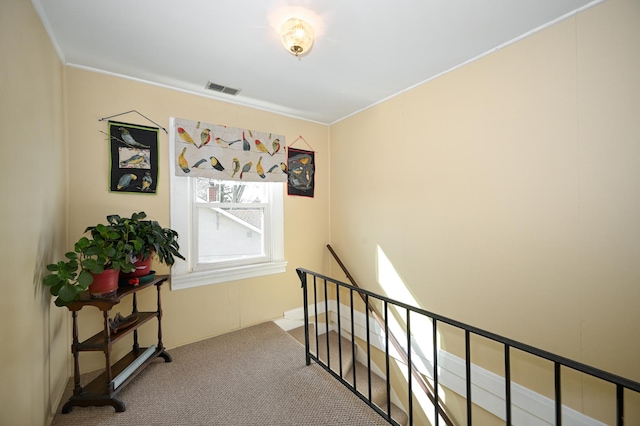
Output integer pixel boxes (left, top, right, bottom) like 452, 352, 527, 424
64, 67, 330, 371
329, 0, 639, 423
0, 1, 69, 425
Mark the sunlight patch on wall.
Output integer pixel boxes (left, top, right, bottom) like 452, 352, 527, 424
376, 244, 448, 424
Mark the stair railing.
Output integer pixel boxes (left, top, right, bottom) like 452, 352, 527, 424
297, 260, 640, 426
325, 244, 456, 426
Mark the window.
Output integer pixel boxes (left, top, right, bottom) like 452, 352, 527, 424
170, 175, 286, 291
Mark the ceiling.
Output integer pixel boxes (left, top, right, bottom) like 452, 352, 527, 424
33, 0, 601, 125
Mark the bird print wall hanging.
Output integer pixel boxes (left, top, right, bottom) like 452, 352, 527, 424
287, 147, 315, 198
108, 121, 159, 193
172, 117, 287, 183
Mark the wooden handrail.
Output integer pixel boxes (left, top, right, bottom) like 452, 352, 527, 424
326, 244, 456, 426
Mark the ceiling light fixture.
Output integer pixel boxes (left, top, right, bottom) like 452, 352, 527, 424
280, 18, 314, 56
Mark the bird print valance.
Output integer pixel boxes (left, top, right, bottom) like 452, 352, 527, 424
171, 117, 287, 183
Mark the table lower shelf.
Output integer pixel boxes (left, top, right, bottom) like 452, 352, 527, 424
61, 345, 172, 413
78, 312, 158, 350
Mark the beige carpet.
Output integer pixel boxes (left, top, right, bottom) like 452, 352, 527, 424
288, 326, 408, 426
51, 321, 390, 425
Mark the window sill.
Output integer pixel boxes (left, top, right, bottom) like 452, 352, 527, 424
170, 260, 288, 291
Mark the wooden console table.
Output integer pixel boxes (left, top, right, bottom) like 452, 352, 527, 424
61, 275, 172, 413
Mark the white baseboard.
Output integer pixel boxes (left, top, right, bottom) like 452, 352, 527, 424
283, 303, 327, 321
284, 303, 605, 426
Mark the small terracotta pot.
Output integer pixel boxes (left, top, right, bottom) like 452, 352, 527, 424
89, 268, 119, 298
120, 256, 152, 278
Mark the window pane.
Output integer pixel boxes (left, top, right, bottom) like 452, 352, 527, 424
195, 178, 267, 203
197, 206, 265, 264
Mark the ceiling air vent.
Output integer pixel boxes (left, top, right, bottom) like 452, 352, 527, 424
205, 81, 241, 96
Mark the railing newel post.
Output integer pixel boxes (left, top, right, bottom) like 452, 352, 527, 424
300, 270, 310, 366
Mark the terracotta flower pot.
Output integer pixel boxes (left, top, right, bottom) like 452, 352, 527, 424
89, 268, 120, 298
120, 256, 152, 278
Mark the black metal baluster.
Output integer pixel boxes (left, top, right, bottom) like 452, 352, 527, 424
384, 301, 391, 417
433, 318, 439, 426
505, 344, 511, 425
337, 283, 343, 377
617, 384, 624, 426
366, 294, 372, 402
350, 289, 357, 388
324, 279, 330, 370
313, 276, 319, 359
466, 330, 472, 426
407, 309, 413, 425
555, 362, 562, 426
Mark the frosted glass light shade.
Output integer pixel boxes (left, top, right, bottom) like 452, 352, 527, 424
281, 18, 314, 56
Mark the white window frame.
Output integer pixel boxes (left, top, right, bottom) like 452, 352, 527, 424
169, 118, 287, 291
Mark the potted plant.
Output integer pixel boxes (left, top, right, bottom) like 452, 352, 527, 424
43, 222, 137, 306
102, 212, 185, 278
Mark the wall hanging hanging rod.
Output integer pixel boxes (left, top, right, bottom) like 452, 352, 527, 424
98, 110, 167, 134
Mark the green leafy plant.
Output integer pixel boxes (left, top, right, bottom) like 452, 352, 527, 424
43, 222, 137, 306
104, 212, 185, 266
43, 212, 184, 306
